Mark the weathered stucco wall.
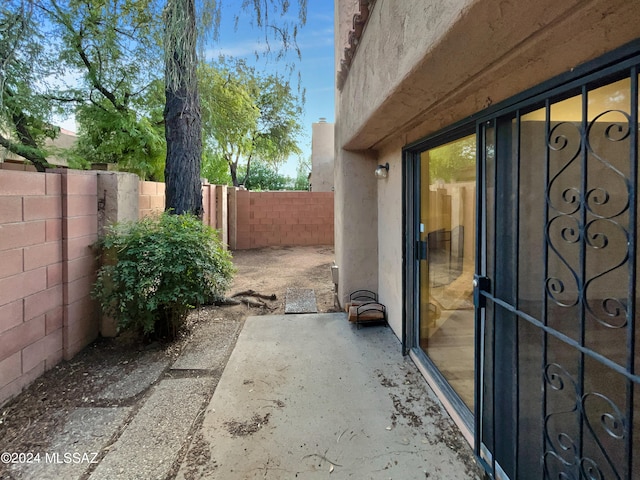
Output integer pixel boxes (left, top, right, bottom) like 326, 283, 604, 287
335, 0, 640, 340
339, 0, 470, 149
340, 0, 640, 151
376, 139, 404, 335
311, 120, 335, 192
334, 0, 380, 308
336, 0, 360, 56
332, 147, 378, 307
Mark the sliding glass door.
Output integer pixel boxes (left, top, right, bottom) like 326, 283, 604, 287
417, 134, 477, 410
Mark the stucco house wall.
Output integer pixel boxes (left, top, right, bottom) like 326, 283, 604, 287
334, 0, 640, 340
310, 120, 335, 192
375, 138, 404, 335
0, 128, 76, 168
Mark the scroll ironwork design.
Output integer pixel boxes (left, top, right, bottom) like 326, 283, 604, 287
544, 364, 625, 479
545, 121, 582, 311
545, 110, 632, 336
582, 110, 631, 332
543, 102, 632, 479
544, 363, 579, 469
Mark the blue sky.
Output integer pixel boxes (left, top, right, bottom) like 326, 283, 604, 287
58, 1, 335, 179
208, 1, 335, 178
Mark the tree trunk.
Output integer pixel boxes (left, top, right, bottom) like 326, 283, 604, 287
241, 153, 253, 187
164, 86, 203, 215
229, 161, 239, 187
163, 0, 203, 216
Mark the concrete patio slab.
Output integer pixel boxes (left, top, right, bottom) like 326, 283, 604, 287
176, 313, 481, 479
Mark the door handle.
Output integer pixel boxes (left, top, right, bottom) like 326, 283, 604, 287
417, 240, 428, 260
473, 275, 490, 308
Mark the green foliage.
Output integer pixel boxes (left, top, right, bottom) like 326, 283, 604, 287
241, 160, 291, 191
43, 0, 163, 102
3, 0, 307, 192
293, 156, 310, 191
199, 57, 303, 187
74, 97, 166, 180
0, 1, 61, 170
93, 213, 235, 339
48, 0, 166, 178
428, 135, 476, 183
201, 148, 232, 185
2, 0, 165, 173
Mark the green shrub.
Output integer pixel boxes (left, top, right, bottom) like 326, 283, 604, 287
93, 212, 235, 339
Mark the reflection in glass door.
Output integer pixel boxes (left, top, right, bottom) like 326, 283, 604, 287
418, 134, 476, 409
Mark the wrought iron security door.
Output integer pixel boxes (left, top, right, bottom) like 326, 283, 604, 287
475, 67, 640, 479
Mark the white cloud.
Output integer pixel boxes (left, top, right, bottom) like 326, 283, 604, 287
205, 41, 272, 60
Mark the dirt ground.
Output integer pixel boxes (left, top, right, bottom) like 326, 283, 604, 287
227, 245, 337, 314
0, 245, 336, 480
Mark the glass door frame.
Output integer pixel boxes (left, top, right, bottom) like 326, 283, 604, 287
402, 122, 478, 436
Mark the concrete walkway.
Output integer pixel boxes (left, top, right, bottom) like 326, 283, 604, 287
176, 313, 481, 479
4, 313, 481, 480
4, 318, 242, 480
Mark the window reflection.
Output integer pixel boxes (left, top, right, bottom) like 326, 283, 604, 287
419, 134, 476, 409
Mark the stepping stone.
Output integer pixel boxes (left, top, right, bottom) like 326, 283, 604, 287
284, 288, 318, 314
91, 378, 214, 480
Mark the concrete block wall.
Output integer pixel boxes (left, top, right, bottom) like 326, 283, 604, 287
202, 183, 214, 228
138, 180, 165, 218
60, 171, 99, 359
227, 187, 243, 249
0, 170, 331, 405
202, 183, 227, 242
96, 172, 139, 337
137, 181, 228, 246
231, 190, 334, 249
0, 169, 100, 406
216, 185, 229, 247
0, 171, 60, 403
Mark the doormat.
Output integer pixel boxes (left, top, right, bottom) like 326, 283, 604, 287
284, 288, 318, 314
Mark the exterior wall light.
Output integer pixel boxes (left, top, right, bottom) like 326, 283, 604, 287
375, 162, 389, 179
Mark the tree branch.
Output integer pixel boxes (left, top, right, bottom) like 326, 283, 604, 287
88, 91, 110, 112
242, 151, 254, 186
44, 0, 128, 113
43, 94, 84, 103
0, 131, 50, 172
